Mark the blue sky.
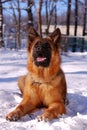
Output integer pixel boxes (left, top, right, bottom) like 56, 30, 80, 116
3, 1, 68, 17
3, 0, 81, 17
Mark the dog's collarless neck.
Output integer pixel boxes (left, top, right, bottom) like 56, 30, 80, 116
29, 70, 61, 85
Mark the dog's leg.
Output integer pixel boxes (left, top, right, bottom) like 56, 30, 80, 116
6, 97, 36, 121
37, 102, 66, 121
18, 75, 26, 95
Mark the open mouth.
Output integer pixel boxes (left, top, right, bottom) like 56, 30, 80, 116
34, 55, 51, 67
36, 57, 47, 62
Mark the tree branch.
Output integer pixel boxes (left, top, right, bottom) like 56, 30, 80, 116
2, 0, 12, 4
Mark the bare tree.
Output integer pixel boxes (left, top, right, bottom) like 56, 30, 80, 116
17, 0, 21, 49
18, 0, 34, 29
74, 0, 78, 36
54, 4, 57, 30
12, 0, 21, 49
82, 0, 87, 36
27, 0, 33, 29
0, 0, 11, 48
45, 0, 58, 35
81, 0, 87, 52
0, 0, 3, 47
45, 0, 48, 35
37, 0, 43, 37
66, 0, 71, 35
72, 0, 78, 52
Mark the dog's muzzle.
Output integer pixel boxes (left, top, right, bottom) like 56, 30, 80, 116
32, 42, 52, 67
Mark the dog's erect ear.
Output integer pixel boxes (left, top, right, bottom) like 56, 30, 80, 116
50, 28, 61, 45
28, 26, 39, 42
28, 27, 39, 51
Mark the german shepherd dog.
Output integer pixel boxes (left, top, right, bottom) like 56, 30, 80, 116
6, 27, 67, 121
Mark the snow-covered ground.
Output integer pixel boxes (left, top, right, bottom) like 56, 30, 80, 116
0, 48, 87, 130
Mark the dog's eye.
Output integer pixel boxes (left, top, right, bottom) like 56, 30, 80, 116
35, 42, 41, 47
34, 42, 51, 51
36, 46, 41, 51
34, 42, 42, 51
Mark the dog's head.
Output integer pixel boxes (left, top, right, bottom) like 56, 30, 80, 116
27, 27, 61, 68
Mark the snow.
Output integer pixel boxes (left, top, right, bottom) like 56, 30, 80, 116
0, 48, 87, 130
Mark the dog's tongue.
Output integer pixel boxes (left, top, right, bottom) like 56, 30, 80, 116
37, 57, 46, 62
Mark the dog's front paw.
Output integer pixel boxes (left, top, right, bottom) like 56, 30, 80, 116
37, 115, 48, 122
6, 110, 20, 121
37, 112, 51, 122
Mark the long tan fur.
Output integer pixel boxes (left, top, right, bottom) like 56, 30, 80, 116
6, 27, 67, 121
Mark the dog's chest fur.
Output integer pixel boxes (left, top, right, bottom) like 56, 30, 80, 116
24, 70, 63, 106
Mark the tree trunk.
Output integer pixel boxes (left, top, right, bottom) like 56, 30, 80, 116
72, 0, 78, 52
38, 0, 42, 37
0, 0, 12, 48
82, 0, 87, 36
66, 0, 71, 35
45, 0, 48, 35
45, 0, 57, 35
81, 0, 87, 52
54, 5, 57, 30
27, 0, 33, 29
74, 0, 78, 36
47, 2, 56, 33
17, 0, 21, 49
0, 1, 3, 48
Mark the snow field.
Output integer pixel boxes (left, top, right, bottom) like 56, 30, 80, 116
0, 49, 87, 130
